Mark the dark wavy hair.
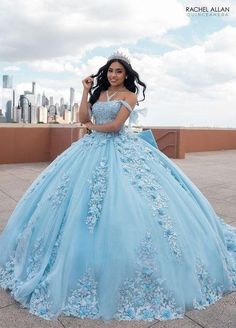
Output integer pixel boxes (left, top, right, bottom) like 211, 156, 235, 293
89, 58, 146, 106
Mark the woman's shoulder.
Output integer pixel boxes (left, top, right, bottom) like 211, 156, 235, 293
116, 92, 137, 112
122, 91, 137, 108
123, 91, 137, 101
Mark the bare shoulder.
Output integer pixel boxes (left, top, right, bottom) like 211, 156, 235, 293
123, 91, 137, 106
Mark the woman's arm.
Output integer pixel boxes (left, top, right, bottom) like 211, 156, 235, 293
78, 76, 94, 123
84, 94, 137, 132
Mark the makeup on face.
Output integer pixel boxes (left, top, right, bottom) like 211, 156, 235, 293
107, 62, 126, 85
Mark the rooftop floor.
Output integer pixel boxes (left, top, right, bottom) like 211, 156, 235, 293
0, 150, 236, 328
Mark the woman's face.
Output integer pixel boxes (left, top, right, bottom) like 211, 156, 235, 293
107, 61, 126, 88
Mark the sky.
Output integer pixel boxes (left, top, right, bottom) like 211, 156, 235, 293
0, 0, 236, 127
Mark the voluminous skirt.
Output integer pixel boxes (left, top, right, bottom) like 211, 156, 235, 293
0, 130, 236, 321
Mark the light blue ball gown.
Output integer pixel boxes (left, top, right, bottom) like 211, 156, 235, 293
0, 99, 236, 322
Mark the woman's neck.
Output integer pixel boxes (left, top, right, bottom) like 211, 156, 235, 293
108, 86, 125, 92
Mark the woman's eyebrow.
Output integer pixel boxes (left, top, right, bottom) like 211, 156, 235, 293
109, 68, 123, 71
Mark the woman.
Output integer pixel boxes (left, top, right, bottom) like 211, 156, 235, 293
0, 51, 236, 322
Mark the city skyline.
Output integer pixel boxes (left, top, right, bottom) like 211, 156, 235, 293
0, 0, 236, 127
2, 74, 76, 107
1, 75, 78, 124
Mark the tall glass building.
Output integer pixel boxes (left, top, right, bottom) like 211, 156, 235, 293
2, 75, 13, 122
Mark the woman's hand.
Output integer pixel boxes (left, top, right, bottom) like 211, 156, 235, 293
82, 76, 94, 91
84, 121, 94, 130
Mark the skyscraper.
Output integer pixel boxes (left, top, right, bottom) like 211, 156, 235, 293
36, 94, 41, 106
21, 81, 36, 123
38, 106, 48, 123
70, 87, 75, 110
32, 82, 35, 95
3, 75, 13, 89
19, 95, 30, 123
72, 103, 79, 123
59, 97, 65, 116
49, 96, 54, 106
60, 97, 64, 107
2, 75, 13, 122
42, 92, 46, 107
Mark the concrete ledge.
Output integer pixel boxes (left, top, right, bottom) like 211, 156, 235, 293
1, 124, 236, 163
0, 124, 87, 164
145, 127, 236, 158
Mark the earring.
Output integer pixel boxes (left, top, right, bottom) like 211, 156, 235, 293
125, 76, 128, 79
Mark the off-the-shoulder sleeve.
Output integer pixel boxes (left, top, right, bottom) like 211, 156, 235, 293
119, 100, 133, 113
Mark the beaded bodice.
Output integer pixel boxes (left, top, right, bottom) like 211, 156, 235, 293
91, 100, 132, 126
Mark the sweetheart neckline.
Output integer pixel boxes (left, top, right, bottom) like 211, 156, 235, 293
96, 100, 126, 103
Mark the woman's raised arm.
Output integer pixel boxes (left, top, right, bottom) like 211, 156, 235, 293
78, 76, 93, 123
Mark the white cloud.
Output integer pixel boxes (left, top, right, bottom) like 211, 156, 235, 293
105, 26, 236, 127
16, 23, 236, 126
135, 26, 236, 93
30, 60, 76, 73
1, 1, 235, 127
0, 0, 188, 62
3, 66, 20, 71
205, 25, 236, 54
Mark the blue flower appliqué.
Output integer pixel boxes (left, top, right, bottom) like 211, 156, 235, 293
193, 258, 223, 309
47, 173, 70, 210
115, 232, 183, 321
0, 256, 16, 290
63, 270, 98, 319
86, 160, 108, 232
29, 281, 54, 319
115, 134, 182, 258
